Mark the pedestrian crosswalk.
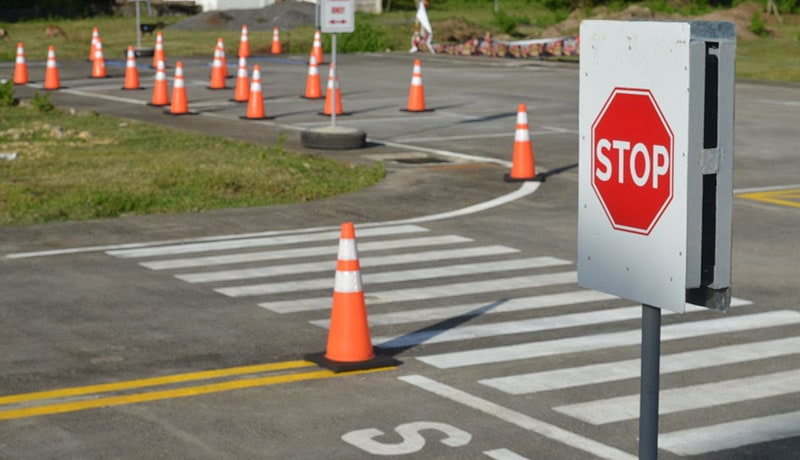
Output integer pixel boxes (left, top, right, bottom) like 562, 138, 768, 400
106, 223, 800, 457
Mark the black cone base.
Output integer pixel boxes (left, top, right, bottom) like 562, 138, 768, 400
304, 351, 400, 373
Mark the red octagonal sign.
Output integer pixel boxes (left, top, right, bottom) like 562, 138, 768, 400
591, 87, 674, 235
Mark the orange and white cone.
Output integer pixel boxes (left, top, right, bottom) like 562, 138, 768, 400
242, 64, 267, 119
152, 31, 165, 69
122, 46, 141, 90
233, 56, 250, 102
209, 45, 227, 89
44, 46, 61, 90
149, 60, 169, 106
304, 223, 398, 372
504, 103, 541, 182
322, 63, 343, 116
271, 26, 282, 55
89, 27, 99, 61
91, 38, 107, 78
303, 55, 321, 99
168, 61, 189, 115
215, 37, 228, 79
403, 59, 430, 112
311, 29, 323, 65
13, 43, 28, 85
238, 24, 250, 58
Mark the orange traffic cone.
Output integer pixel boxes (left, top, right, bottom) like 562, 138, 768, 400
209, 44, 227, 89
215, 38, 228, 79
238, 24, 250, 58
304, 223, 399, 373
44, 46, 61, 90
168, 61, 189, 115
402, 59, 431, 112
322, 63, 343, 116
13, 43, 28, 85
242, 64, 270, 120
89, 27, 99, 61
303, 55, 322, 99
271, 26, 282, 55
149, 60, 169, 107
122, 46, 141, 90
91, 38, 107, 78
152, 31, 165, 69
311, 29, 323, 65
504, 103, 541, 182
233, 56, 250, 102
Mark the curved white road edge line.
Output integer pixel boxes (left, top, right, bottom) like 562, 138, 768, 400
5, 180, 539, 259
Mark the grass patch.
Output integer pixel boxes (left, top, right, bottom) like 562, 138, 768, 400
737, 18, 800, 81
0, 104, 384, 226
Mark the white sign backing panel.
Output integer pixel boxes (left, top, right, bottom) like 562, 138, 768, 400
578, 21, 691, 313
320, 0, 355, 33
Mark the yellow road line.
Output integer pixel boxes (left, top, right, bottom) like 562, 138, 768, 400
738, 189, 800, 208
0, 366, 394, 421
0, 360, 314, 406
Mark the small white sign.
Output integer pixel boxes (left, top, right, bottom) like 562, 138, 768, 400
320, 0, 355, 34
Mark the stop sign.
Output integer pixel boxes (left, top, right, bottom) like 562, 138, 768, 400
591, 87, 674, 235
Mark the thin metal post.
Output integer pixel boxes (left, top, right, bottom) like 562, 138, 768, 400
639, 304, 661, 459
135, 0, 142, 49
331, 33, 337, 127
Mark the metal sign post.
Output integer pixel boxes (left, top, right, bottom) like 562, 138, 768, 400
578, 20, 735, 458
320, 0, 354, 129
331, 32, 337, 127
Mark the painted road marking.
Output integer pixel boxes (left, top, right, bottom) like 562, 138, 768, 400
215, 256, 570, 297
480, 336, 800, 395
738, 187, 800, 208
108, 224, 428, 258
176, 244, 518, 283
143, 235, 471, 270
554, 368, 800, 425
416, 309, 797, 369
311, 290, 619, 328
260, 272, 578, 314
373, 306, 643, 348
483, 448, 531, 460
660, 410, 800, 456
0, 360, 394, 421
399, 375, 637, 460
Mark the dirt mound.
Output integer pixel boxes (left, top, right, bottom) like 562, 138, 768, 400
434, 17, 487, 43
541, 2, 767, 40
168, 1, 316, 32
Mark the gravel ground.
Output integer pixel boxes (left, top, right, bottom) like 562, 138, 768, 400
167, 1, 317, 32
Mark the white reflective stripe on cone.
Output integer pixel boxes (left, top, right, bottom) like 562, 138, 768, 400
335, 270, 363, 293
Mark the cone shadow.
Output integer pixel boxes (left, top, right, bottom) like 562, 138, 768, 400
375, 299, 509, 356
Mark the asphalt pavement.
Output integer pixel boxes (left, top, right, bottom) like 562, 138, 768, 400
0, 50, 798, 459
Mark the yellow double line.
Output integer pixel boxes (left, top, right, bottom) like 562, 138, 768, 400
738, 188, 800, 208
0, 360, 394, 421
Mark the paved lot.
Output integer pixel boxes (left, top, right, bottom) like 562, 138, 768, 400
1, 51, 799, 459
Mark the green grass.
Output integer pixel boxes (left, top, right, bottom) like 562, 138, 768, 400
736, 19, 800, 81
0, 102, 385, 226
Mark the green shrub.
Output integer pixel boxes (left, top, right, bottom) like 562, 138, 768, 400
334, 20, 391, 52
31, 91, 55, 112
750, 11, 768, 37
0, 80, 17, 107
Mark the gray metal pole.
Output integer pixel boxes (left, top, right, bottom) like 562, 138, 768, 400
639, 304, 661, 459
331, 33, 337, 127
135, 0, 142, 49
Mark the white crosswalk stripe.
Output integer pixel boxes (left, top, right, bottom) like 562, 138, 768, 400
216, 257, 570, 297
479, 336, 800, 395
106, 223, 798, 456
553, 368, 800, 424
